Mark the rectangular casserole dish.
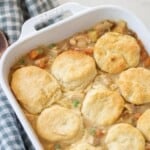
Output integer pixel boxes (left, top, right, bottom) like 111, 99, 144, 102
0, 2, 150, 150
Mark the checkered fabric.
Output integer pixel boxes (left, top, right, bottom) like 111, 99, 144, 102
0, 0, 58, 44
0, 0, 58, 149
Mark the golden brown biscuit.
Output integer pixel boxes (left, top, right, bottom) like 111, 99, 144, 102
37, 105, 83, 144
11, 66, 61, 114
81, 88, 124, 126
105, 123, 145, 150
94, 32, 140, 73
51, 50, 97, 90
137, 109, 150, 141
118, 67, 150, 104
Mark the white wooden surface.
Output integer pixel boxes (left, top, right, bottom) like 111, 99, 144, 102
58, 0, 150, 29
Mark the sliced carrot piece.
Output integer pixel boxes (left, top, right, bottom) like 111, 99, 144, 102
28, 49, 44, 60
95, 129, 105, 138
144, 57, 150, 67
83, 48, 93, 56
28, 50, 39, 60
133, 112, 141, 120
34, 57, 49, 68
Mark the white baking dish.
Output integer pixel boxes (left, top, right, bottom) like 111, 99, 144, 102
0, 2, 150, 150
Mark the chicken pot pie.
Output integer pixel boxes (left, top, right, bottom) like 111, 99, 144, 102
11, 66, 62, 114
10, 20, 150, 149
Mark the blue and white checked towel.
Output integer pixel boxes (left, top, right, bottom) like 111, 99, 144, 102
0, 0, 58, 149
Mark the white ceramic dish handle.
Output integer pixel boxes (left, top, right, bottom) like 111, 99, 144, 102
20, 2, 89, 40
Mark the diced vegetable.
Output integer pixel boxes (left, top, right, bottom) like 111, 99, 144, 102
69, 38, 76, 46
54, 144, 61, 150
87, 135, 100, 146
77, 39, 87, 48
49, 43, 56, 49
83, 48, 93, 56
87, 30, 98, 42
144, 57, 150, 67
89, 127, 96, 136
89, 128, 105, 138
133, 112, 141, 120
18, 58, 25, 64
34, 57, 49, 68
37, 48, 44, 54
29, 50, 38, 60
28, 49, 44, 60
113, 20, 127, 34
95, 129, 103, 138
94, 20, 114, 36
72, 100, 80, 108
88, 128, 105, 146
71, 34, 88, 48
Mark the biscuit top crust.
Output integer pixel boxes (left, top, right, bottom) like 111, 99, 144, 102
137, 109, 150, 141
51, 50, 97, 90
105, 123, 145, 150
81, 88, 124, 126
37, 105, 83, 142
118, 67, 150, 104
94, 32, 140, 73
11, 66, 61, 114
